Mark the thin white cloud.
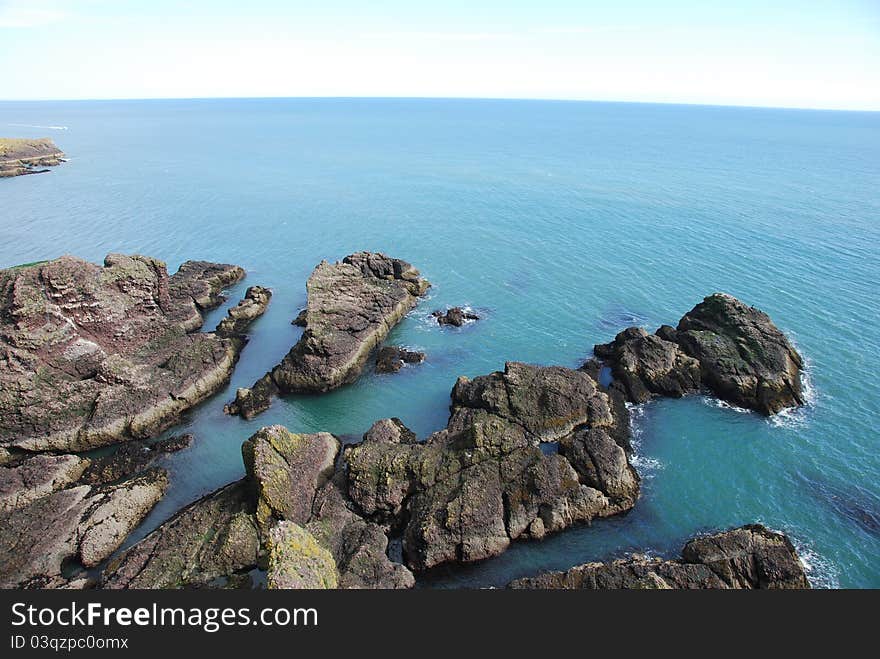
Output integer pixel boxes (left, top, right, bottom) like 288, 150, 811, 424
0, 1, 67, 28
360, 30, 515, 43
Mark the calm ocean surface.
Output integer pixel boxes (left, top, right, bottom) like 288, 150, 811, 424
1, 98, 878, 588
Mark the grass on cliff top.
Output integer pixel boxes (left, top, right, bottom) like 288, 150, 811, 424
0, 137, 58, 158
5, 260, 49, 271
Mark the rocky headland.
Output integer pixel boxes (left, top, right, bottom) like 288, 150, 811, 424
592, 293, 804, 415
226, 252, 429, 418
0, 254, 267, 458
509, 524, 809, 589
0, 138, 65, 178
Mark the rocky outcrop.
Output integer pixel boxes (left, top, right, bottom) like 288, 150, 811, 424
0, 254, 254, 453
345, 362, 639, 571
593, 294, 803, 415
375, 346, 425, 373
432, 307, 479, 327
267, 521, 338, 589
0, 138, 65, 178
0, 469, 168, 588
226, 252, 429, 418
103, 425, 414, 589
241, 426, 338, 531
509, 524, 809, 589
102, 481, 260, 589
215, 286, 272, 338
593, 327, 701, 403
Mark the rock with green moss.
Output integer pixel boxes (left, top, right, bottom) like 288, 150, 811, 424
101, 481, 260, 589
0, 469, 168, 588
0, 254, 250, 454
345, 362, 639, 571
227, 252, 429, 417
240, 424, 414, 589
267, 521, 338, 589
241, 426, 338, 531
509, 524, 810, 589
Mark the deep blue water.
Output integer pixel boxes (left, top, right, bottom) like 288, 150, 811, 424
1, 98, 878, 588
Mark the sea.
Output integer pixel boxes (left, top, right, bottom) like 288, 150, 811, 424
1, 98, 877, 588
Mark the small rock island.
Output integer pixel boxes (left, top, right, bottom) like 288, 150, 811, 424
0, 138, 65, 177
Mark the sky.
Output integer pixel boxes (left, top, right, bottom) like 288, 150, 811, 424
0, 0, 878, 110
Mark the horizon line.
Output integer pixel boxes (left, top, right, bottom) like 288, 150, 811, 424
0, 94, 877, 114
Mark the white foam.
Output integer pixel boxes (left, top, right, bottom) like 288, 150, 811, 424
768, 356, 818, 429
792, 538, 840, 589
701, 395, 753, 415
626, 402, 664, 479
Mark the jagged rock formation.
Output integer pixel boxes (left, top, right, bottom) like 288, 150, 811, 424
0, 469, 168, 588
215, 286, 272, 338
0, 254, 261, 454
509, 524, 809, 589
375, 346, 425, 373
593, 294, 804, 415
0, 138, 65, 177
432, 307, 479, 327
345, 362, 639, 570
103, 425, 414, 589
226, 252, 429, 418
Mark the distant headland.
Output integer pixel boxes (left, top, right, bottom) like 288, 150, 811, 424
0, 138, 65, 178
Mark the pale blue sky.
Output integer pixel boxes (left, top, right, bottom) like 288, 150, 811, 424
1, 0, 878, 109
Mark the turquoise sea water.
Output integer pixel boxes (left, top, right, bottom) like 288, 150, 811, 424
1, 98, 878, 588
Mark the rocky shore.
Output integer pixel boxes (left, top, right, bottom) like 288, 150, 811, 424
226, 252, 429, 418
592, 293, 804, 415
0, 245, 813, 590
0, 138, 65, 178
0, 254, 266, 457
509, 524, 810, 589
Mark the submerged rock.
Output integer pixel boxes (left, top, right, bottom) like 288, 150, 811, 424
0, 138, 65, 178
227, 252, 429, 417
345, 362, 639, 571
375, 346, 426, 373
215, 286, 272, 338
0, 254, 249, 454
509, 524, 810, 589
593, 293, 803, 415
0, 469, 168, 588
266, 521, 338, 589
432, 307, 479, 327
79, 433, 193, 485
